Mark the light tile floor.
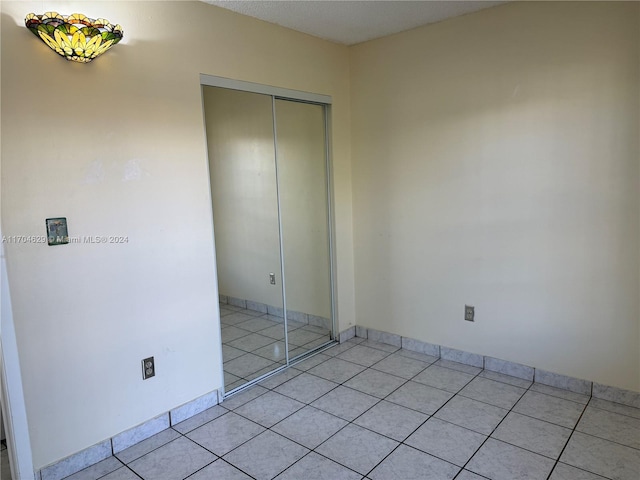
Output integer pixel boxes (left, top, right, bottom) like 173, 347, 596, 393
63, 337, 640, 480
220, 304, 332, 391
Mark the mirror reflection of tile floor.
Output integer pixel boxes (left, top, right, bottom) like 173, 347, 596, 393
220, 303, 332, 391
60, 337, 640, 480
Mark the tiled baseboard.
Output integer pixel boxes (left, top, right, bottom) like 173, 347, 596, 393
338, 326, 355, 343
41, 325, 639, 479
592, 382, 640, 408
38, 440, 112, 480
37, 390, 221, 480
349, 326, 640, 408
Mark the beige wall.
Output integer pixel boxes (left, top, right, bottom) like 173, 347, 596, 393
350, 2, 639, 391
0, 1, 353, 470
2, 0, 639, 473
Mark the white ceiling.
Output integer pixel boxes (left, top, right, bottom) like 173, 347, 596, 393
202, 1, 506, 45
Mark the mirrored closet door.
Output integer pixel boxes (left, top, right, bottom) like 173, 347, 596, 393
275, 99, 333, 362
202, 78, 335, 394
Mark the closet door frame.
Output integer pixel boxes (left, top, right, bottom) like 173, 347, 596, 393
200, 74, 337, 396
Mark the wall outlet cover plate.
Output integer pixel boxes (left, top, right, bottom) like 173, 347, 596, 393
142, 357, 155, 379
465, 305, 475, 322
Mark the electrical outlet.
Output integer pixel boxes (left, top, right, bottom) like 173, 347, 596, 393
142, 357, 155, 379
269, 273, 276, 285
464, 305, 475, 322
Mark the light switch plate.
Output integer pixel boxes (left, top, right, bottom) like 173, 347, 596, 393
46, 217, 69, 245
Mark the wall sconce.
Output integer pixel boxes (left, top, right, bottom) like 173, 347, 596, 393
25, 12, 123, 63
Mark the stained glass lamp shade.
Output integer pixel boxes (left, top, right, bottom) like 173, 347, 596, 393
25, 12, 123, 63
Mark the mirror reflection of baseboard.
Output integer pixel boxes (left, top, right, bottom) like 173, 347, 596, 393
220, 295, 332, 331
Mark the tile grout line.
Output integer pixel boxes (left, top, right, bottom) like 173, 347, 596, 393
218, 399, 345, 477
451, 378, 602, 480
120, 462, 145, 480
274, 449, 364, 480
181, 451, 257, 480
454, 376, 537, 478
168, 414, 259, 480
359, 358, 488, 479
63, 455, 142, 480
436, 377, 592, 475
342, 353, 478, 466
113, 428, 190, 472
544, 395, 592, 480
264, 345, 414, 479
220, 343, 408, 478
110, 416, 230, 477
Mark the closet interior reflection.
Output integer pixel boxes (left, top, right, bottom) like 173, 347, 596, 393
202, 79, 335, 394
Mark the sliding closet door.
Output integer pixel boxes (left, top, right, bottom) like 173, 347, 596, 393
275, 99, 333, 360
203, 87, 286, 392
202, 76, 336, 395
